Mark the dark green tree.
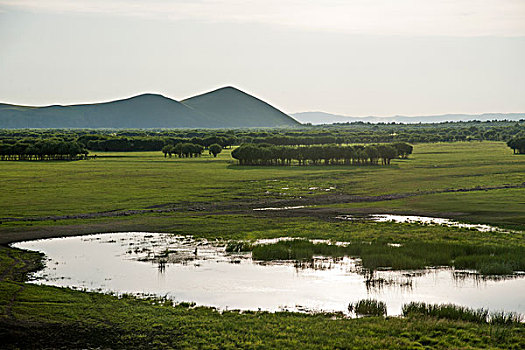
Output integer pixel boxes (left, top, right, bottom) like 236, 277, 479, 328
209, 144, 222, 157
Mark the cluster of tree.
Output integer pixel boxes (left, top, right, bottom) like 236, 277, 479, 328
507, 137, 525, 154
392, 142, 413, 158
0, 140, 88, 161
161, 143, 204, 158
231, 143, 412, 166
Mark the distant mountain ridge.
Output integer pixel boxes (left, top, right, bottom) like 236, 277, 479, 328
293, 111, 525, 125
0, 87, 300, 129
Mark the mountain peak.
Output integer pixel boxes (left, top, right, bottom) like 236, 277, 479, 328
192, 86, 246, 98
218, 86, 245, 93
182, 86, 300, 127
128, 93, 172, 100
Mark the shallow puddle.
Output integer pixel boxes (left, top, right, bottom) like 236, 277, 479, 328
253, 206, 306, 211
13, 232, 525, 316
336, 214, 509, 232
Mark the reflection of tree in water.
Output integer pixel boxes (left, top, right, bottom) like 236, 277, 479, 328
363, 270, 413, 292
453, 271, 521, 285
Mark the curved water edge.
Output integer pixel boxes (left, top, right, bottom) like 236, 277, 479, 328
12, 232, 525, 317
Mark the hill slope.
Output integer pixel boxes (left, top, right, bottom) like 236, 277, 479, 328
0, 87, 299, 128
182, 86, 300, 128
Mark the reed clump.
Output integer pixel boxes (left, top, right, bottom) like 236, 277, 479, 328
402, 302, 523, 326
225, 241, 253, 253
251, 239, 346, 261
402, 302, 488, 323
246, 239, 525, 275
348, 299, 387, 317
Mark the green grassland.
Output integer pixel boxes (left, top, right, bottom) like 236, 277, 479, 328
1, 141, 524, 348
0, 142, 523, 225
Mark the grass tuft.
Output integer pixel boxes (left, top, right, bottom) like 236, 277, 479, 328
348, 299, 387, 317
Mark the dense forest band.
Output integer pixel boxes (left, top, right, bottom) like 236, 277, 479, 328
0, 120, 523, 160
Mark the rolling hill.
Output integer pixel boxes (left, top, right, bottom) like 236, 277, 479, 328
0, 87, 300, 129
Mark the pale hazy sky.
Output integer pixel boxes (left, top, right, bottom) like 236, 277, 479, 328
1, 0, 524, 116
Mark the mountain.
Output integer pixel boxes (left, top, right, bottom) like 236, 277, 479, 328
0, 94, 213, 129
182, 86, 300, 128
292, 111, 525, 125
0, 87, 300, 129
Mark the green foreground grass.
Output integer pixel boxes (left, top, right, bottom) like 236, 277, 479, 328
0, 248, 523, 349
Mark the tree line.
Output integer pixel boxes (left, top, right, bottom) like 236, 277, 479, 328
231, 143, 412, 166
161, 143, 204, 158
0, 140, 88, 161
1, 120, 523, 152
83, 135, 236, 152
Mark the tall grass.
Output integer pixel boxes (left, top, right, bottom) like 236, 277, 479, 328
402, 302, 488, 323
248, 239, 525, 275
489, 311, 523, 326
402, 302, 523, 326
225, 241, 253, 253
251, 239, 346, 261
348, 299, 387, 317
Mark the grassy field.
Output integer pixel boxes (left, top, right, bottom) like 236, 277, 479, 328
0, 142, 523, 225
1, 141, 524, 348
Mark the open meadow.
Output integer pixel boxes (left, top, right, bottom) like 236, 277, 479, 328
1, 141, 524, 348
0, 141, 523, 224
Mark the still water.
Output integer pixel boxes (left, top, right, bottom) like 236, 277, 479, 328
13, 232, 525, 316
336, 214, 509, 232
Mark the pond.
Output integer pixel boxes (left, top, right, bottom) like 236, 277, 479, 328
13, 232, 525, 316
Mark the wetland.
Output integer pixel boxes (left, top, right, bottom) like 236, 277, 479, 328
14, 231, 525, 317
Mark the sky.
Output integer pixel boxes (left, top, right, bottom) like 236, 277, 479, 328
1, 0, 524, 116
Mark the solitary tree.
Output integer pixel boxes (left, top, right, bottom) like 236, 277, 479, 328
209, 144, 222, 157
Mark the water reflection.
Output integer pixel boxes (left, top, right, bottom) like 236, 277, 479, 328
335, 214, 511, 232
362, 270, 413, 292
13, 232, 525, 316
